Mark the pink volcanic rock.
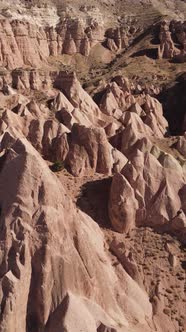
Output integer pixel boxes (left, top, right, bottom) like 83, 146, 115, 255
51, 91, 74, 113
0, 136, 155, 332
80, 36, 91, 56
109, 172, 138, 233
55, 71, 110, 127
158, 21, 179, 59
12, 70, 30, 90
106, 38, 118, 53
29, 70, 43, 90
120, 112, 153, 155
52, 133, 69, 162
0, 99, 69, 162
99, 79, 168, 140
176, 134, 186, 158
41, 119, 69, 160
100, 82, 127, 115
52, 90, 101, 130
105, 27, 129, 52
66, 123, 127, 176
27, 118, 44, 153
99, 78, 133, 116
66, 124, 113, 176
56, 107, 76, 130
170, 20, 186, 62
47, 26, 58, 56
0, 19, 24, 69
27, 100, 47, 118
0, 108, 32, 137
110, 93, 168, 156
0, 16, 136, 71
128, 102, 143, 116
110, 239, 143, 287
112, 147, 128, 173
11, 20, 47, 67
63, 33, 77, 55
27, 114, 70, 161
0, 74, 169, 175
109, 149, 186, 240
111, 76, 131, 94
120, 28, 129, 49
11, 69, 53, 91
0, 17, 105, 70
86, 21, 105, 48
104, 121, 122, 137
142, 95, 168, 135
179, 184, 186, 214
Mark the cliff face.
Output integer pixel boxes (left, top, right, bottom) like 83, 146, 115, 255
0, 0, 185, 70
0, 18, 105, 69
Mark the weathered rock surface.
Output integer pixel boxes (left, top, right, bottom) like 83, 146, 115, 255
158, 20, 186, 61
66, 123, 127, 176
105, 27, 129, 53
0, 18, 105, 69
109, 149, 186, 242
0, 136, 156, 332
0, 3, 185, 326
176, 134, 186, 158
158, 21, 178, 59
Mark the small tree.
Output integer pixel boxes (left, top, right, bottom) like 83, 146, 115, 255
50, 161, 64, 172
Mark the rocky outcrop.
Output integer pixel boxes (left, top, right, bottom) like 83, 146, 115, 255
170, 20, 186, 62
105, 27, 129, 52
0, 98, 70, 162
158, 21, 179, 59
0, 136, 155, 332
0, 0, 185, 330
0, 62, 185, 331
176, 134, 186, 158
99, 77, 168, 141
99, 76, 186, 242
170, 20, 186, 49
55, 71, 114, 128
66, 123, 127, 176
158, 20, 186, 61
109, 149, 186, 241
99, 81, 131, 115
0, 18, 105, 69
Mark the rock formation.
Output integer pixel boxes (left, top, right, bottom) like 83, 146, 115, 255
158, 20, 186, 62
170, 20, 186, 62
109, 149, 186, 241
0, 17, 105, 69
105, 27, 129, 53
0, 136, 155, 332
158, 21, 179, 59
0, 1, 185, 331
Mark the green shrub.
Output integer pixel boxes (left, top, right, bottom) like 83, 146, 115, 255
50, 161, 64, 172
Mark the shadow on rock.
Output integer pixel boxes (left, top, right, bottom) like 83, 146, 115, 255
77, 177, 112, 229
131, 48, 157, 59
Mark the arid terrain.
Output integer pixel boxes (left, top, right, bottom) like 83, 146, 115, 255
0, 1, 185, 331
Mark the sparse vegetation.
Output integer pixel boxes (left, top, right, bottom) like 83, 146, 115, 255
50, 161, 65, 172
